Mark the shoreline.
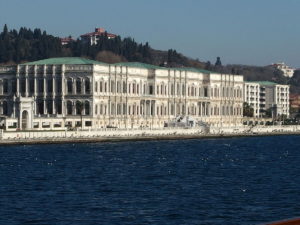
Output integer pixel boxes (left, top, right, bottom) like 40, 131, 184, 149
1, 131, 300, 146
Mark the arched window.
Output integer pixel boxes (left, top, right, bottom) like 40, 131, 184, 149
85, 101, 90, 115
67, 78, 72, 94
56, 78, 62, 94
95, 82, 98, 93
123, 103, 126, 115
123, 81, 127, 93
149, 85, 153, 95
85, 78, 90, 94
117, 104, 121, 115
117, 81, 121, 93
76, 78, 81, 94
56, 100, 62, 114
3, 79, 8, 94
76, 101, 82, 115
47, 79, 53, 93
2, 101, 8, 115
110, 81, 115, 93
47, 100, 53, 114
37, 100, 44, 115
100, 104, 103, 115
100, 81, 103, 92
67, 101, 72, 115
21, 79, 26, 95
204, 87, 208, 97
176, 104, 180, 115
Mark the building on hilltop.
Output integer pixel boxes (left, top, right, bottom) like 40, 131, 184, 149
80, 28, 117, 45
244, 81, 289, 118
270, 62, 295, 78
0, 57, 244, 131
60, 36, 74, 45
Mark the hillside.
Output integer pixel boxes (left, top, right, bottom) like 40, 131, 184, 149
0, 24, 299, 93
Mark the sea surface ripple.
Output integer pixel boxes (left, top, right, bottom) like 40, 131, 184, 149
1, 135, 300, 225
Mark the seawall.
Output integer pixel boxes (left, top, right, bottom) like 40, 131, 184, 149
1, 125, 300, 146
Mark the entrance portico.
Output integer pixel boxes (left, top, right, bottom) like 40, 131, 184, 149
18, 97, 34, 130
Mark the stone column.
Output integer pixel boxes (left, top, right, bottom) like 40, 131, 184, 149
43, 99, 47, 115
52, 100, 56, 115
200, 102, 203, 116
33, 65, 37, 95
72, 102, 76, 115
16, 77, 19, 96
82, 78, 85, 94
43, 78, 47, 97
62, 100, 65, 116
72, 79, 76, 94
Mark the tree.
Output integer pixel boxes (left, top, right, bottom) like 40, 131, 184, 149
76, 101, 84, 129
243, 102, 254, 117
205, 61, 212, 70
215, 56, 222, 66
2, 24, 8, 37
96, 50, 126, 63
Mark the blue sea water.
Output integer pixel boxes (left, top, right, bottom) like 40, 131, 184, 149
1, 136, 300, 225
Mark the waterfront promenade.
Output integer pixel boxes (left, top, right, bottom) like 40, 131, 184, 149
0, 125, 300, 145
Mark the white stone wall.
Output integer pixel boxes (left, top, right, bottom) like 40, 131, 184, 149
0, 62, 244, 130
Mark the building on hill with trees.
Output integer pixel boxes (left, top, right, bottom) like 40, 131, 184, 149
0, 57, 244, 131
80, 27, 117, 45
270, 62, 295, 78
60, 36, 74, 46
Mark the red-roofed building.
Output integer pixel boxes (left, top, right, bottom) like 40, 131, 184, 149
80, 28, 117, 45
60, 37, 74, 45
290, 94, 300, 113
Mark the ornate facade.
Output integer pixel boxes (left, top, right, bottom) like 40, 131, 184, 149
0, 57, 244, 130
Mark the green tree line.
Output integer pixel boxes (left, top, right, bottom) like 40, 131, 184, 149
0, 24, 193, 67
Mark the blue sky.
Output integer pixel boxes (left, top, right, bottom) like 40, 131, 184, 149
1, 0, 300, 67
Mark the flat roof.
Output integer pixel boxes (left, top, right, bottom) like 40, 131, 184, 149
19, 57, 227, 75
21, 57, 107, 65
247, 81, 279, 86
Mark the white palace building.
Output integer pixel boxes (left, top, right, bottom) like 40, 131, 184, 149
0, 57, 244, 131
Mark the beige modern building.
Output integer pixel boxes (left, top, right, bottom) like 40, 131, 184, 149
0, 57, 244, 131
244, 81, 289, 118
244, 82, 260, 117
